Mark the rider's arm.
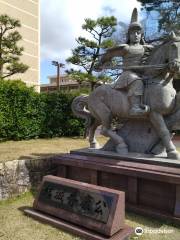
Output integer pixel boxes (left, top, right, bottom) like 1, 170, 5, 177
100, 44, 128, 64
144, 44, 154, 51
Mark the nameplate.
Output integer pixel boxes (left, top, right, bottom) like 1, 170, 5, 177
33, 175, 125, 236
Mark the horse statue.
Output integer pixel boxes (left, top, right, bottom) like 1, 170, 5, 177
72, 32, 180, 160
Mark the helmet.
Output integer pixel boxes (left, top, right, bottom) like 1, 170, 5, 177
128, 22, 142, 32
126, 8, 145, 44
128, 8, 143, 32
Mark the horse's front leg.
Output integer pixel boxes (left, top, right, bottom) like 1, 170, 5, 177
89, 120, 101, 149
100, 115, 128, 154
89, 101, 128, 154
150, 111, 180, 159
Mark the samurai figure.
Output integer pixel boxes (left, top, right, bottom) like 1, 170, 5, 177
99, 8, 154, 116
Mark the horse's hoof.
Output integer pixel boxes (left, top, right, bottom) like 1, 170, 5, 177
116, 143, 128, 155
90, 142, 101, 149
167, 150, 180, 160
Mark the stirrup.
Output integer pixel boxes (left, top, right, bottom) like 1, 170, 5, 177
129, 105, 150, 116
142, 105, 150, 113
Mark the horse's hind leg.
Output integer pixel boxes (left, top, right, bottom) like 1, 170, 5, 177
91, 102, 128, 154
150, 111, 180, 159
89, 119, 101, 148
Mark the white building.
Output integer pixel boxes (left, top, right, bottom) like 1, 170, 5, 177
0, 0, 40, 91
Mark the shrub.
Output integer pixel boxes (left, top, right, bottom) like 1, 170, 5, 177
0, 79, 85, 140
0, 79, 44, 140
40, 91, 84, 138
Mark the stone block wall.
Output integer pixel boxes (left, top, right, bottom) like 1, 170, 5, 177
0, 158, 57, 200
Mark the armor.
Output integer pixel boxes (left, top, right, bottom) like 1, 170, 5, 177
113, 44, 145, 90
113, 8, 151, 116
98, 8, 153, 116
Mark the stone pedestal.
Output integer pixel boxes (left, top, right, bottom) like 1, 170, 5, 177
24, 208, 133, 240
53, 149, 180, 224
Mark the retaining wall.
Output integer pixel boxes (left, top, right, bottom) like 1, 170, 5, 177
0, 158, 57, 200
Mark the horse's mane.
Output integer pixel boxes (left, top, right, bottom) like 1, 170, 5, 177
143, 36, 180, 66
142, 42, 167, 66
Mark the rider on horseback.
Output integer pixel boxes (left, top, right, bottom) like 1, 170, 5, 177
98, 8, 153, 116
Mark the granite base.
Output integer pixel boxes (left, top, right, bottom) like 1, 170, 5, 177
53, 149, 180, 224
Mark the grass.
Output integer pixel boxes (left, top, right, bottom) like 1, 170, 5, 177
0, 136, 108, 163
0, 192, 81, 240
0, 192, 180, 240
0, 136, 179, 163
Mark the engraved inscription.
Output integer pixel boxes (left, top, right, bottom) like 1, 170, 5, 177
38, 181, 113, 223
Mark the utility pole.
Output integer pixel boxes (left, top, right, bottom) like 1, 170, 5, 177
52, 61, 65, 90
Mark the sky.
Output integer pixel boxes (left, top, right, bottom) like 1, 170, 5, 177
40, 0, 141, 84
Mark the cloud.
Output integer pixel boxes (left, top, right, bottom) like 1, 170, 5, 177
41, 1, 73, 60
41, 0, 141, 62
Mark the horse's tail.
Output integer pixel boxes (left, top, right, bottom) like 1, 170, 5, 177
71, 95, 93, 138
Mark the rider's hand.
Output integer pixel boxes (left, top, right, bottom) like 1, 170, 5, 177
169, 60, 180, 73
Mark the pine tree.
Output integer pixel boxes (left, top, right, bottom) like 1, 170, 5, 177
66, 16, 117, 90
137, 0, 180, 33
0, 14, 29, 79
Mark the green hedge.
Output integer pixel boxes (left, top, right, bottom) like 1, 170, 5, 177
0, 79, 84, 140
40, 91, 84, 138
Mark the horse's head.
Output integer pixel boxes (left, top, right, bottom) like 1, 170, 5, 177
167, 31, 180, 74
